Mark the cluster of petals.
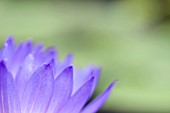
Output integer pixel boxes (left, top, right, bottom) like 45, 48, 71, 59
0, 37, 116, 113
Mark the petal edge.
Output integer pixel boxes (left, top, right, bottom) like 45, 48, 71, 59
81, 80, 117, 113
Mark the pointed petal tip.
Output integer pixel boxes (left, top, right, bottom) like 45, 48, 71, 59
90, 76, 95, 81
50, 58, 55, 64
45, 61, 54, 69
0, 60, 6, 68
37, 43, 44, 47
6, 35, 14, 41
61, 65, 74, 77
65, 65, 73, 71
25, 40, 33, 46
4, 36, 14, 46
44, 60, 55, 77
96, 67, 102, 73
67, 53, 73, 57
88, 76, 95, 86
111, 80, 118, 86
90, 67, 101, 77
46, 47, 57, 54
107, 80, 118, 91
45, 58, 55, 67
66, 53, 74, 60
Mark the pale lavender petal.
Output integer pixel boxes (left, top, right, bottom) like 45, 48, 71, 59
90, 68, 101, 95
20, 61, 54, 113
15, 54, 37, 99
0, 37, 15, 65
58, 77, 94, 113
32, 43, 43, 55
35, 47, 57, 71
64, 53, 73, 65
30, 46, 57, 73
81, 81, 117, 113
0, 61, 21, 113
44, 47, 57, 62
8, 41, 33, 77
55, 53, 73, 77
30, 43, 44, 67
46, 66, 73, 113
73, 66, 101, 95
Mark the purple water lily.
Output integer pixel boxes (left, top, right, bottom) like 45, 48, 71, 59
0, 37, 116, 113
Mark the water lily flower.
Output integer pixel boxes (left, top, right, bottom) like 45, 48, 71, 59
0, 37, 116, 113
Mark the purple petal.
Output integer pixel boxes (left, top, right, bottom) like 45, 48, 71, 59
31, 63, 54, 113
32, 43, 43, 55
30, 43, 44, 67
73, 66, 101, 95
35, 47, 57, 71
1, 37, 15, 65
15, 47, 57, 100
0, 61, 21, 113
81, 81, 117, 113
8, 41, 33, 77
15, 54, 37, 99
58, 77, 94, 113
20, 61, 54, 113
46, 66, 73, 113
55, 53, 73, 77
90, 68, 101, 95
44, 47, 57, 62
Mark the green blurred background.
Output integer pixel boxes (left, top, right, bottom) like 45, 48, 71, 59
1, 0, 170, 112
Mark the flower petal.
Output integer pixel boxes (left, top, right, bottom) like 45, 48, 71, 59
81, 81, 117, 113
8, 41, 33, 76
90, 68, 101, 95
0, 61, 21, 113
44, 47, 57, 63
0, 37, 15, 64
15, 54, 37, 99
55, 54, 73, 77
34, 47, 57, 72
73, 66, 101, 95
20, 61, 54, 113
31, 63, 54, 113
46, 66, 73, 113
58, 77, 94, 113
